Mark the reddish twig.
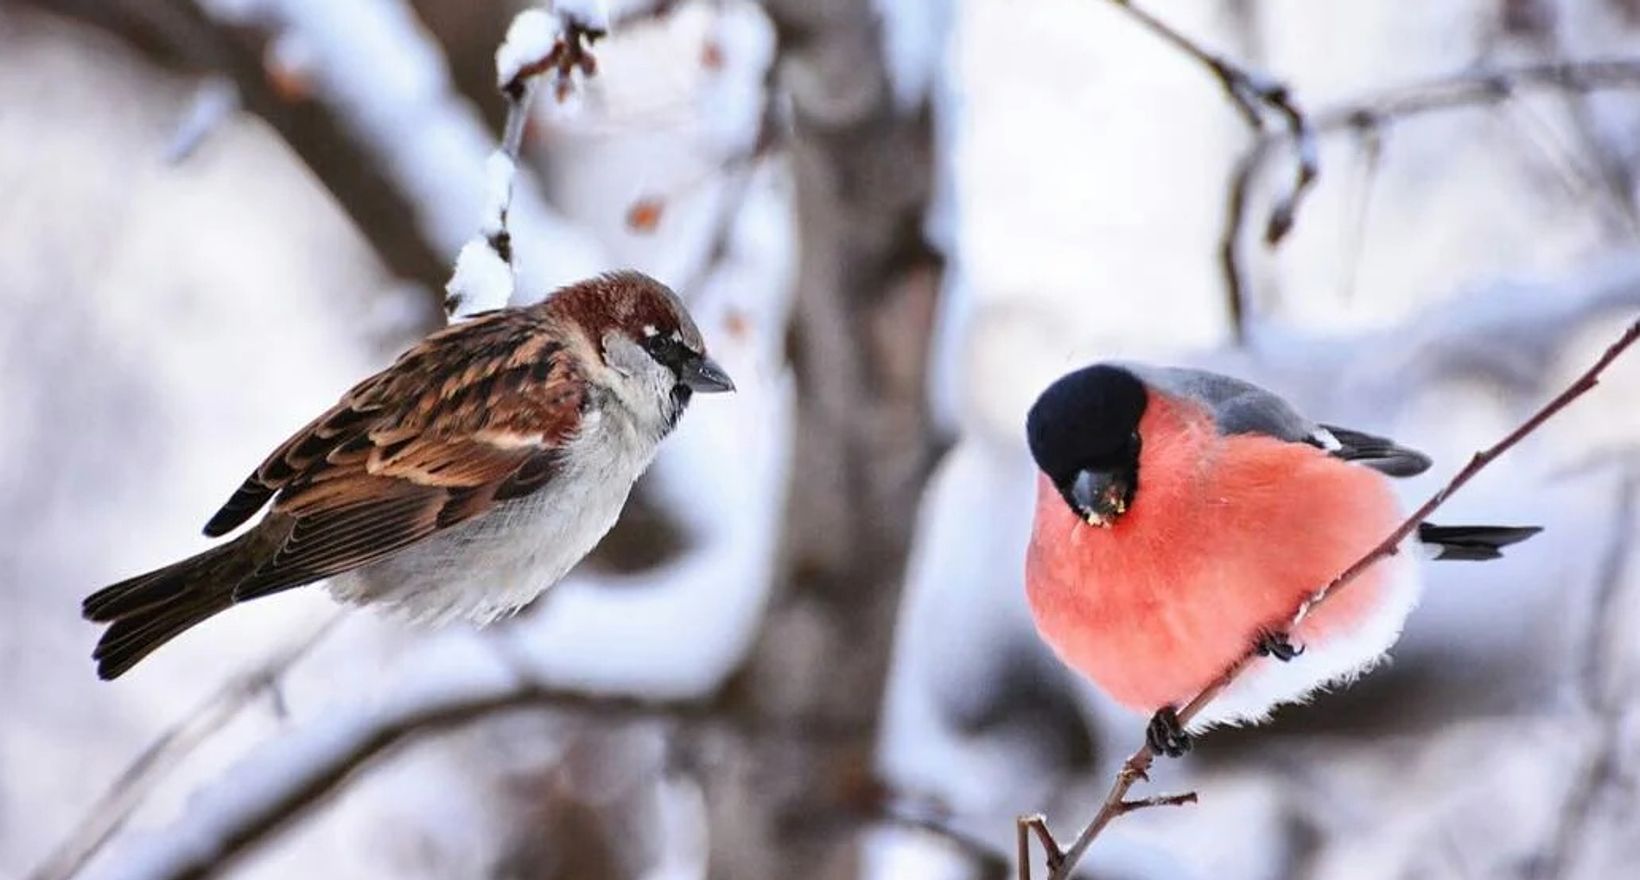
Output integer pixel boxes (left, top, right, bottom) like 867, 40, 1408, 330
1021, 317, 1640, 880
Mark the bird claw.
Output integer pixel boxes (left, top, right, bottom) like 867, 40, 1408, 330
1255, 629, 1303, 662
1146, 706, 1192, 758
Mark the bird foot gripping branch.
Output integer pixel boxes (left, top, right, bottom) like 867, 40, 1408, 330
1145, 707, 1192, 758
1254, 629, 1303, 661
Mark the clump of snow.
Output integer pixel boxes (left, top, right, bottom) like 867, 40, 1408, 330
446, 239, 514, 317
555, 0, 611, 32
479, 153, 515, 236
496, 9, 562, 89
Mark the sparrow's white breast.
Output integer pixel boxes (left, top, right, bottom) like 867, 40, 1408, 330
327, 404, 661, 624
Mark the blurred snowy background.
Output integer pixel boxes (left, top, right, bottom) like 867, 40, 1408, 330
3, 1, 1640, 878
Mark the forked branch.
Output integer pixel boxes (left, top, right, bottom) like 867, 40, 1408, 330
446, 5, 607, 319
1102, 0, 1317, 342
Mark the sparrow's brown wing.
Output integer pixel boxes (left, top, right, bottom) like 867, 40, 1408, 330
200, 309, 587, 601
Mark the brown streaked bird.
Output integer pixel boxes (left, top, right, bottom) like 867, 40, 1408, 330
83, 271, 734, 680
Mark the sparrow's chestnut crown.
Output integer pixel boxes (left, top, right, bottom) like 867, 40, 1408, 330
549, 271, 734, 395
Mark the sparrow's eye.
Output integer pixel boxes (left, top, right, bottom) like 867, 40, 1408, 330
641, 333, 703, 377
642, 333, 682, 361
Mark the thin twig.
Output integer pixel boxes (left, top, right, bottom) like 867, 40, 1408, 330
26, 617, 340, 880
446, 9, 606, 318
1103, 0, 1316, 343
1222, 58, 1640, 326
1027, 317, 1640, 880
1336, 121, 1383, 305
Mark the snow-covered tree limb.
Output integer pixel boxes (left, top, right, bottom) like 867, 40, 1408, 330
446, 4, 608, 318
28, 619, 340, 880
30, 0, 452, 296
90, 646, 711, 880
202, 0, 606, 307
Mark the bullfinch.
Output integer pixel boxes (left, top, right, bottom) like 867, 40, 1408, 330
1024, 363, 1540, 756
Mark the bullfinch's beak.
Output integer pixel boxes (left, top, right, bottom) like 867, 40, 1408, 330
681, 354, 736, 393
1069, 468, 1133, 527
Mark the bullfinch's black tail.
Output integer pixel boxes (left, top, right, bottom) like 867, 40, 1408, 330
82, 538, 254, 680
1417, 523, 1542, 561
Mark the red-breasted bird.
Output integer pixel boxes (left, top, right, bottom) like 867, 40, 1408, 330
1024, 363, 1538, 755
83, 271, 733, 680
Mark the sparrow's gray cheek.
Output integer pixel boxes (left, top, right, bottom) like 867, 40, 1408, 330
680, 354, 735, 394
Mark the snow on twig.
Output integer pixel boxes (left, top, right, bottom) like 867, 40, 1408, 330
446, 3, 611, 318
196, 0, 605, 308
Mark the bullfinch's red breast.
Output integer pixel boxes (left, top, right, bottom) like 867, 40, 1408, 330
1024, 364, 1540, 755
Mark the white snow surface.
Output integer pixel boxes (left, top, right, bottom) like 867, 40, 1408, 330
871, 0, 950, 109
496, 8, 562, 88
445, 239, 513, 317
480, 152, 516, 237
696, 4, 776, 156
555, 0, 612, 32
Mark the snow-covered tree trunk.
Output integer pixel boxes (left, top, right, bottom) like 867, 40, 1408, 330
699, 1, 946, 876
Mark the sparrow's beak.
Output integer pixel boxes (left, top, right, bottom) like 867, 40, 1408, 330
1069, 467, 1132, 527
681, 354, 736, 393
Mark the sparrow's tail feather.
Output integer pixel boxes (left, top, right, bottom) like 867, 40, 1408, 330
1418, 523, 1542, 561
83, 537, 256, 680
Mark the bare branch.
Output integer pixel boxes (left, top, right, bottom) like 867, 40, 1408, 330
1027, 317, 1640, 880
1223, 59, 1640, 325
1101, 0, 1315, 343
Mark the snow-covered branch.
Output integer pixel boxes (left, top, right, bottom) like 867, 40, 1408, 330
29, 620, 339, 880
201, 0, 606, 309
446, 4, 610, 318
91, 644, 708, 880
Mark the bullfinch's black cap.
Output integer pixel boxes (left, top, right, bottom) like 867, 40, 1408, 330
1026, 364, 1148, 484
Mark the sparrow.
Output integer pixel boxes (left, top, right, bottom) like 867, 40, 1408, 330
1023, 363, 1539, 756
83, 271, 734, 680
